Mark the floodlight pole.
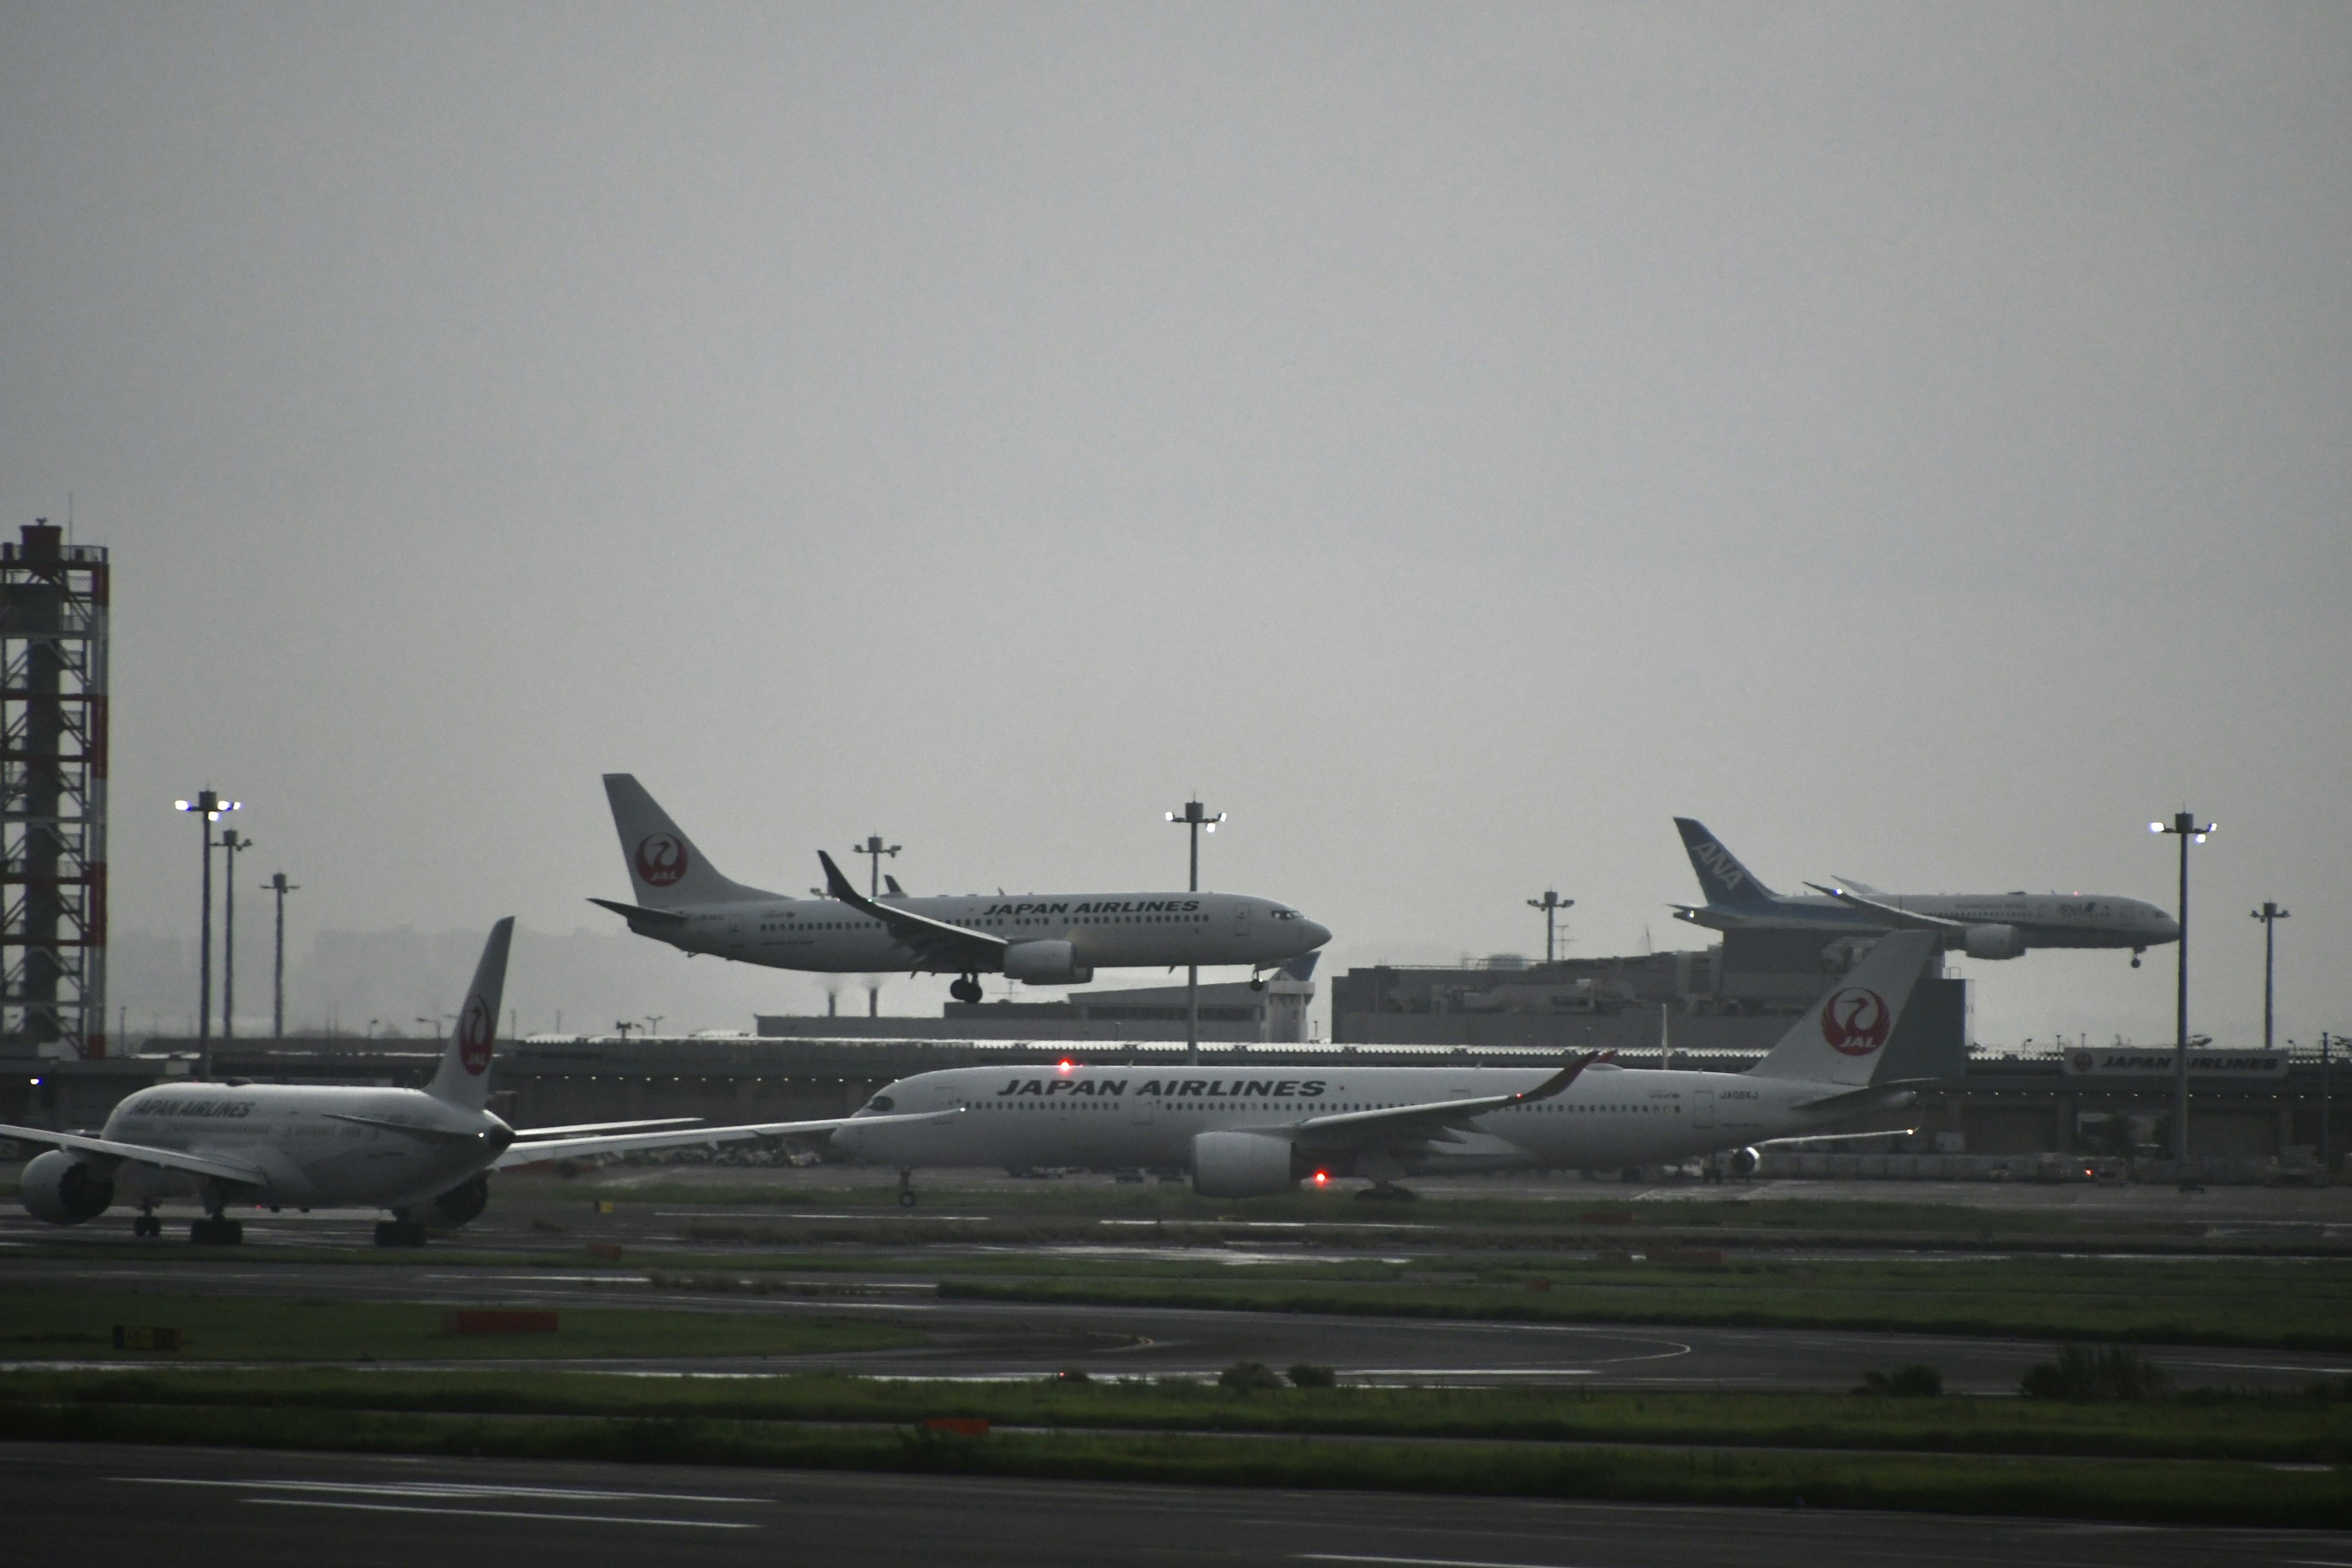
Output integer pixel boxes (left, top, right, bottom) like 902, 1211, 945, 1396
173, 790, 238, 1076
218, 831, 251, 1039
1166, 799, 1224, 1065
853, 835, 900, 899
2150, 812, 2215, 1170
1527, 891, 1574, 963
2324, 1033, 2335, 1188
2252, 902, 2289, 1051
265, 872, 300, 1039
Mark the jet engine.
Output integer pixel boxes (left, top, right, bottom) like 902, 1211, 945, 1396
1002, 940, 1095, 986
1727, 1146, 1762, 1178
1962, 924, 2026, 960
19, 1148, 115, 1225
1190, 1130, 1304, 1199
432, 1173, 490, 1226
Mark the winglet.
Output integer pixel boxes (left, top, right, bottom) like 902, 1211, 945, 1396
817, 849, 867, 908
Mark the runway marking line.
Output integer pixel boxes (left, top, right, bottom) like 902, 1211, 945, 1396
121, 1477, 764, 1506
1297, 1555, 1599, 1568
246, 1498, 756, 1529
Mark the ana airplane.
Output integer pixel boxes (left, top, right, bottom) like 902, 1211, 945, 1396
1669, 818, 2179, 967
592, 774, 1332, 1002
0, 919, 946, 1246
827, 930, 1943, 1204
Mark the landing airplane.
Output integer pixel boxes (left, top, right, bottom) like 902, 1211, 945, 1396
828, 930, 1943, 1204
1670, 818, 2178, 967
592, 774, 1331, 1003
0, 919, 946, 1246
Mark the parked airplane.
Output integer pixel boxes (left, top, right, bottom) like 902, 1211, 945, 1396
827, 930, 1942, 1204
592, 774, 1331, 1002
0, 919, 946, 1246
1669, 818, 2178, 966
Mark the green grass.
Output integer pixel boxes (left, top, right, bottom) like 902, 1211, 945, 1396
9, 1366, 2352, 1463
0, 1289, 918, 1362
925, 1253, 2352, 1349
5, 1395, 2348, 1526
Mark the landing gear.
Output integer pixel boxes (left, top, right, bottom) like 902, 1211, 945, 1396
2131, 949, 2144, 969
896, 1169, 919, 1209
132, 1205, 161, 1238
949, 974, 982, 1005
1248, 974, 1267, 992
190, 1216, 244, 1245
374, 1219, 429, 1248
1354, 1183, 1418, 1203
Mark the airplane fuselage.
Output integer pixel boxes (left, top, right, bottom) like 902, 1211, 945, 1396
639, 891, 1327, 976
830, 1063, 1863, 1175
1674, 891, 2177, 951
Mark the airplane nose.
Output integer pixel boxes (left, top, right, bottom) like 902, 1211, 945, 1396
1302, 919, 1332, 949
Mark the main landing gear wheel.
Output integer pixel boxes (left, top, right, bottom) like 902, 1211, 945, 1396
897, 1169, 919, 1208
1248, 976, 1267, 992
132, 1210, 161, 1238
949, 975, 982, 1005
190, 1216, 244, 1245
374, 1219, 429, 1248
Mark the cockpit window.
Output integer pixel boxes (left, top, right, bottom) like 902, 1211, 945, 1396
1272, 908, 1302, 921
863, 1095, 895, 1114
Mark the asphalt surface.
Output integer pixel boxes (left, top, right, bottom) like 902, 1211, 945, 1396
6, 1441, 2346, 1567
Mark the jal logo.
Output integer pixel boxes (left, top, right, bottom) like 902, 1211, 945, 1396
1820, 987, 1891, 1056
1694, 840, 1744, 891
458, 995, 495, 1076
636, 832, 688, 888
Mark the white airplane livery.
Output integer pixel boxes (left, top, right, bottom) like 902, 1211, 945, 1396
831, 930, 1943, 1203
592, 775, 1331, 1002
1670, 818, 2179, 966
1, 919, 947, 1246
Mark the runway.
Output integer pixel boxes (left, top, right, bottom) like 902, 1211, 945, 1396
11, 1246, 2352, 1393
5, 1441, 2343, 1567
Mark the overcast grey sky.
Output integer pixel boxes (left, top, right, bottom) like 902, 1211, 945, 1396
2, 3, 2345, 1044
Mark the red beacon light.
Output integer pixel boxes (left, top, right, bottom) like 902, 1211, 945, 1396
1311, 1170, 1330, 1188
1057, 1060, 1075, 1074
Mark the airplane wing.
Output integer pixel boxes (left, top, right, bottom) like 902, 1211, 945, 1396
1804, 884, 1966, 933
1789, 1079, 1934, 1114
488, 1105, 962, 1168
588, 897, 690, 928
1831, 876, 1886, 897
1757, 1126, 1918, 1148
321, 1111, 483, 1144
0, 1122, 266, 1186
1285, 1054, 1608, 1149
817, 850, 1007, 971
510, 1117, 705, 1139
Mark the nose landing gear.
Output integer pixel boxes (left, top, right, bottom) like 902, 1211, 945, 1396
896, 1168, 919, 1208
2131, 948, 2144, 969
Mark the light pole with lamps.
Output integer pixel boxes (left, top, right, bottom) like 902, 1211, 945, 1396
264, 872, 300, 1038
2251, 902, 2290, 1050
2150, 812, 2215, 1170
173, 790, 239, 1074
1166, 799, 1223, 1065
1527, 891, 1574, 964
852, 835, 900, 898
219, 830, 252, 1039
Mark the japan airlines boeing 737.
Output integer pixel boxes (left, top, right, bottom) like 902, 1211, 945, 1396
1670, 818, 2179, 966
827, 930, 1942, 1204
592, 775, 1330, 1002
0, 919, 947, 1246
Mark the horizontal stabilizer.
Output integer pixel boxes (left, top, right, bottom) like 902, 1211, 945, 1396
589, 897, 690, 927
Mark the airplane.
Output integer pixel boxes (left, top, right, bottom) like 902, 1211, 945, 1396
591, 774, 1332, 1003
1668, 818, 2179, 967
826, 930, 1943, 1204
0, 919, 948, 1246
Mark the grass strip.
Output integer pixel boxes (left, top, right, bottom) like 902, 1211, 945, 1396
10, 1368, 2352, 1464
6, 1398, 2348, 1526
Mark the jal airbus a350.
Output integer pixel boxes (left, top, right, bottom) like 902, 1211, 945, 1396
591, 775, 1330, 1001
1670, 818, 2179, 966
1, 919, 944, 1246
829, 930, 1942, 1204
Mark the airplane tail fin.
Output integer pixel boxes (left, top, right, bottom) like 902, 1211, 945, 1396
1747, 930, 1937, 1085
424, 918, 514, 1112
1674, 818, 1780, 908
602, 774, 779, 908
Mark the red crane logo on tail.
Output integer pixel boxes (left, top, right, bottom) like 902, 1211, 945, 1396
458, 995, 494, 1076
1820, 987, 1891, 1057
636, 832, 688, 888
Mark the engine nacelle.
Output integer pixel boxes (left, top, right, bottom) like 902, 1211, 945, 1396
1190, 1130, 1303, 1199
1727, 1145, 1762, 1178
19, 1148, 115, 1225
1002, 940, 1095, 986
1962, 923, 2026, 960
432, 1173, 490, 1226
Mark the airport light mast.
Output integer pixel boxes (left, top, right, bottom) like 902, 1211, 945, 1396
2150, 812, 2215, 1170
852, 835, 900, 898
2251, 901, 2289, 1051
1527, 890, 1574, 963
173, 790, 238, 1075
1166, 798, 1223, 1065
218, 830, 251, 1039
264, 872, 300, 1039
